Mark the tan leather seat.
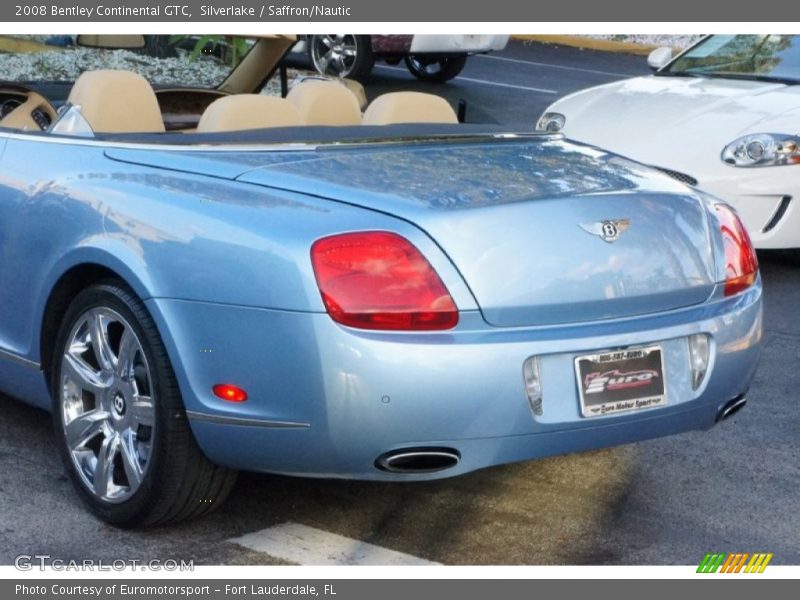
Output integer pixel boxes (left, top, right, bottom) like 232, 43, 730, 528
196, 95, 304, 132
67, 70, 164, 133
361, 92, 458, 125
286, 80, 361, 126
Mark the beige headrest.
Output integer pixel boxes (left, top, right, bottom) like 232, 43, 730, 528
286, 80, 362, 126
196, 95, 304, 133
68, 70, 164, 133
362, 92, 458, 126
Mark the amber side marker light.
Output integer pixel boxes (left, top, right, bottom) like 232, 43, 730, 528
213, 384, 248, 403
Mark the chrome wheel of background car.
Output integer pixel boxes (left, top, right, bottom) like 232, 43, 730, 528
309, 34, 374, 80
404, 55, 468, 83
60, 307, 155, 504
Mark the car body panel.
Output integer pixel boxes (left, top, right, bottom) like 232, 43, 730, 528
407, 34, 509, 54
0, 131, 762, 479
237, 140, 719, 327
110, 138, 722, 327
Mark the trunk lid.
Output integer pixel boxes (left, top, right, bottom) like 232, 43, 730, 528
110, 137, 717, 327
238, 138, 716, 327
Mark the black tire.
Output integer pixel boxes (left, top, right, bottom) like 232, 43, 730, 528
404, 54, 468, 83
51, 280, 237, 527
308, 34, 374, 80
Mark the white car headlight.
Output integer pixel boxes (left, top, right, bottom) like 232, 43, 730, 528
722, 133, 800, 167
536, 112, 566, 133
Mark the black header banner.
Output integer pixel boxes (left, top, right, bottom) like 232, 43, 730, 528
4, 0, 800, 22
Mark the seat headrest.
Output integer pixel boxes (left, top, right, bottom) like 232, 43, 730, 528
361, 92, 458, 126
67, 70, 165, 133
286, 80, 362, 126
196, 95, 304, 133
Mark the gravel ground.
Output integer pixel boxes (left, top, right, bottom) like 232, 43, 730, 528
0, 48, 231, 86
582, 34, 704, 49
0, 46, 316, 94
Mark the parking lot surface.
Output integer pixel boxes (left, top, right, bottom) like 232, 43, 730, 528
1, 40, 797, 566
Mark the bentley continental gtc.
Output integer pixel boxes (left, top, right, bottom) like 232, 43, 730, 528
0, 35, 762, 526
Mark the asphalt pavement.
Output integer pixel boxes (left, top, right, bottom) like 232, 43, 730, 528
0, 40, 797, 567
289, 39, 650, 126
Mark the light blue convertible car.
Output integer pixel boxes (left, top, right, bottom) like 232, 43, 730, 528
0, 35, 762, 526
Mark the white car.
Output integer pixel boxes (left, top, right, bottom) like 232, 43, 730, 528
537, 35, 800, 250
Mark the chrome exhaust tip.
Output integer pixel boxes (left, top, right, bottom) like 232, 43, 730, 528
376, 448, 460, 474
717, 395, 747, 422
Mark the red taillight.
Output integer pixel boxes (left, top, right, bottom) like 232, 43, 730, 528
310, 231, 458, 330
213, 384, 248, 403
715, 204, 758, 297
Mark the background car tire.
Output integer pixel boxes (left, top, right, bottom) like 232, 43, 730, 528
51, 280, 237, 528
308, 34, 374, 80
404, 55, 468, 82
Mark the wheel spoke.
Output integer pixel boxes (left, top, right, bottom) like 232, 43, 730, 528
318, 50, 333, 72
319, 35, 334, 49
63, 352, 108, 393
93, 433, 119, 498
341, 48, 356, 58
89, 312, 115, 371
115, 328, 137, 379
120, 433, 143, 488
131, 395, 155, 428
64, 409, 108, 450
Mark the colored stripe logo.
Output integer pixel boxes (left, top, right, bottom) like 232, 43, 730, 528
697, 552, 773, 573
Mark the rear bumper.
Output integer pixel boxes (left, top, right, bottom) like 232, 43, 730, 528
147, 279, 762, 481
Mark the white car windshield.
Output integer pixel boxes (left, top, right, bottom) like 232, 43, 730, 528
662, 34, 800, 83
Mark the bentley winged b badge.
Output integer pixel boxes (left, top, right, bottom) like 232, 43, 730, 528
579, 219, 631, 243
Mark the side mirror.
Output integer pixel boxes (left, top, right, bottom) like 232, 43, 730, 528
76, 35, 146, 49
49, 104, 95, 138
647, 46, 673, 71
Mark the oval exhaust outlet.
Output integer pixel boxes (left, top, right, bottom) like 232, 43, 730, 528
376, 448, 460, 474
717, 395, 747, 422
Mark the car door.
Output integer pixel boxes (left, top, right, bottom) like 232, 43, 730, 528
0, 133, 16, 360
0, 133, 59, 367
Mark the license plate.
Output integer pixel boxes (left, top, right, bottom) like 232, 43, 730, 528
575, 345, 667, 418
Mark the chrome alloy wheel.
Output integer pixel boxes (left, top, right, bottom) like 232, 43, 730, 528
310, 34, 358, 76
59, 307, 155, 504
